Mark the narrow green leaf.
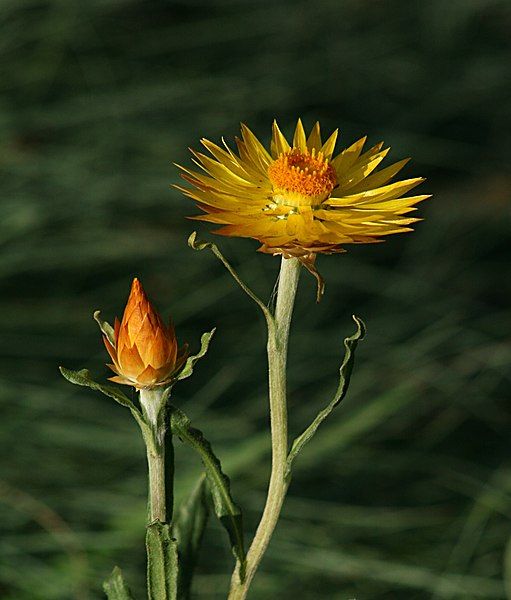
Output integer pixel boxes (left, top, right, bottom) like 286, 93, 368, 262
146, 521, 179, 600
173, 476, 210, 599
103, 566, 135, 600
93, 310, 115, 345
175, 328, 216, 382
169, 406, 245, 574
59, 367, 151, 444
59, 367, 135, 410
188, 231, 273, 325
286, 315, 366, 477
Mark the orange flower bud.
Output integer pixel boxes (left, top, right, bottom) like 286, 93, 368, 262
102, 278, 188, 388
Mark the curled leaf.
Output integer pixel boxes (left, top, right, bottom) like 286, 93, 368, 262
286, 315, 366, 477
187, 231, 209, 252
188, 231, 272, 325
175, 329, 215, 382
93, 310, 115, 345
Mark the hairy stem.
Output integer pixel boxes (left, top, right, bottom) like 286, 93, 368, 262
228, 256, 301, 599
140, 388, 169, 524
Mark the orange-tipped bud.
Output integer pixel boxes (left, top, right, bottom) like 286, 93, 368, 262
102, 278, 188, 388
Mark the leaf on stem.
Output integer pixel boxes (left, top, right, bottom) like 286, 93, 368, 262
173, 476, 210, 599
59, 367, 152, 445
93, 310, 115, 345
146, 521, 179, 600
103, 566, 135, 600
286, 315, 366, 477
188, 231, 272, 325
169, 405, 246, 576
175, 328, 216, 383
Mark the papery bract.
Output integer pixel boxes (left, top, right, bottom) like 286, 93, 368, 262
103, 278, 188, 388
177, 119, 430, 260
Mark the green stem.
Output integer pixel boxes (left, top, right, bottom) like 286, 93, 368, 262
228, 256, 301, 599
140, 388, 170, 524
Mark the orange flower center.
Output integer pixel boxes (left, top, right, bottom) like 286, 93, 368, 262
268, 148, 337, 207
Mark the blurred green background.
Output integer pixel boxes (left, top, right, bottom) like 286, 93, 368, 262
1, 0, 510, 598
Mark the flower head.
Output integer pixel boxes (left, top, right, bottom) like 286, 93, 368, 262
101, 278, 188, 388
177, 119, 430, 259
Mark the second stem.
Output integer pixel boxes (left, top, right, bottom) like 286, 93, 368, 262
140, 388, 171, 524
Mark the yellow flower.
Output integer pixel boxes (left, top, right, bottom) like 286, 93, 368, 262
177, 119, 430, 259
102, 278, 188, 389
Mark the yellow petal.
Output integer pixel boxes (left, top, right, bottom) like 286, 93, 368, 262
306, 122, 322, 151
336, 149, 389, 190
271, 120, 291, 158
191, 150, 257, 188
240, 123, 273, 169
200, 138, 259, 181
331, 136, 367, 175
327, 178, 425, 206
320, 129, 339, 160
293, 118, 307, 151
348, 158, 410, 193
356, 142, 385, 164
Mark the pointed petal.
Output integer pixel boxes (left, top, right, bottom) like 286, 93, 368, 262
240, 123, 272, 166
118, 344, 144, 377
271, 120, 291, 158
293, 118, 307, 151
348, 158, 410, 193
331, 137, 367, 175
306, 122, 322, 151
108, 375, 134, 386
336, 149, 390, 191
327, 178, 425, 206
320, 129, 338, 160
103, 336, 118, 365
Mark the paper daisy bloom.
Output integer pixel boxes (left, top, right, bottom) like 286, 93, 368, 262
177, 119, 430, 260
101, 278, 188, 388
